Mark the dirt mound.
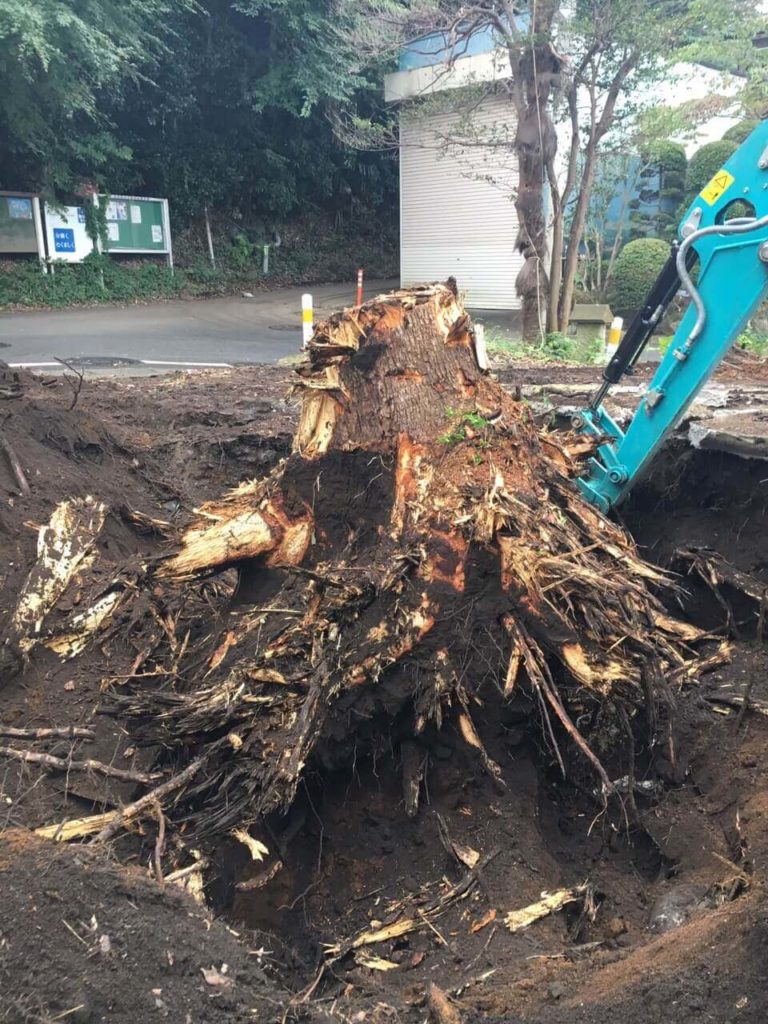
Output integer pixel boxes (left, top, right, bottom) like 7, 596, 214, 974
0, 828, 285, 1023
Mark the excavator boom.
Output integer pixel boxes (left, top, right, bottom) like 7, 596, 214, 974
575, 121, 768, 512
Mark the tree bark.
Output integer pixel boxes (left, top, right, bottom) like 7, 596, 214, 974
502, 2, 561, 342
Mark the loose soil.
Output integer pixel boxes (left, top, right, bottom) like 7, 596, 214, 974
2, 360, 768, 1023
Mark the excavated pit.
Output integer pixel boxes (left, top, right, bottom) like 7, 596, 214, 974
202, 438, 768, 1020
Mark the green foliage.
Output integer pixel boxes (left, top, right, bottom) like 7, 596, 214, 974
0, 0, 397, 244
685, 140, 738, 202
737, 325, 768, 358
581, 336, 606, 365
631, 141, 688, 240
542, 332, 575, 361
439, 408, 493, 446
0, 0, 189, 191
228, 233, 256, 272
0, 254, 184, 308
484, 329, 603, 365
83, 194, 110, 252
608, 237, 669, 317
722, 121, 760, 145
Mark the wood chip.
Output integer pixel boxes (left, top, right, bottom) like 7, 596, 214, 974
469, 909, 497, 934
504, 885, 587, 933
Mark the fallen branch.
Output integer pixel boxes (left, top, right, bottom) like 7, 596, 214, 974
54, 356, 85, 410
0, 726, 95, 741
0, 428, 30, 495
0, 746, 161, 784
153, 802, 167, 885
704, 691, 768, 718
91, 756, 207, 844
505, 884, 589, 933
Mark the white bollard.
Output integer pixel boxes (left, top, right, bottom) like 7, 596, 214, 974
301, 293, 313, 349
474, 323, 489, 370
605, 316, 623, 363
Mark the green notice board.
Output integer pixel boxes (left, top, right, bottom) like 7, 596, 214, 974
103, 196, 169, 253
0, 193, 39, 253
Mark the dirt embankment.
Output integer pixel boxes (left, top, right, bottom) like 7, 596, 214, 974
1, 360, 768, 1024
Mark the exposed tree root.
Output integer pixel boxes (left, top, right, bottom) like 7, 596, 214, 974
11, 283, 708, 844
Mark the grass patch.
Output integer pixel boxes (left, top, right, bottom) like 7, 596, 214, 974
484, 327, 605, 365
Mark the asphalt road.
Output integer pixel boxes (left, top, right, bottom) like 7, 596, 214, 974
0, 280, 397, 372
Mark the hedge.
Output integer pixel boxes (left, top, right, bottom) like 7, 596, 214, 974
608, 237, 669, 318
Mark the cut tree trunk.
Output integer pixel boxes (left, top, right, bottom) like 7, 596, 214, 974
18, 282, 704, 840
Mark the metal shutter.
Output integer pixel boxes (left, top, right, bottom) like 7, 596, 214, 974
399, 95, 522, 310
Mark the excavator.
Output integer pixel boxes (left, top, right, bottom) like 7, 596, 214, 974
574, 120, 768, 512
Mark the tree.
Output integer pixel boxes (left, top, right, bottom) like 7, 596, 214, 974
633, 142, 687, 240
335, 0, 765, 339
0, 0, 191, 192
337, 1, 563, 341
552, 0, 764, 333
107, 0, 396, 226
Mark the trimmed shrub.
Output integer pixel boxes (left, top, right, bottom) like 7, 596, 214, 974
608, 238, 669, 318
685, 140, 738, 200
722, 120, 760, 145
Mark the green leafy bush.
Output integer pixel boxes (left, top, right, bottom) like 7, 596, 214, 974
228, 234, 256, 271
608, 238, 669, 318
542, 332, 575, 361
738, 325, 768, 358
722, 121, 760, 145
685, 140, 738, 200
0, 255, 185, 309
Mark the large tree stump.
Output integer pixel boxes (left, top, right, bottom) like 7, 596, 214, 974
22, 283, 702, 838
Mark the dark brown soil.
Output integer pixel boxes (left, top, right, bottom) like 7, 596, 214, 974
2, 362, 768, 1024
0, 829, 285, 1023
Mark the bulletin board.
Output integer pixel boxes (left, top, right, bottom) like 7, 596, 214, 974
0, 192, 44, 255
102, 196, 171, 257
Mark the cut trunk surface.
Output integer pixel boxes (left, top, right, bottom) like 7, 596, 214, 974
13, 283, 703, 839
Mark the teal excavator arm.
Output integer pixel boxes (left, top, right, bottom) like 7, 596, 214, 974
575, 121, 768, 512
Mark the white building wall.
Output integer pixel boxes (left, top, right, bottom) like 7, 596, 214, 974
399, 94, 522, 310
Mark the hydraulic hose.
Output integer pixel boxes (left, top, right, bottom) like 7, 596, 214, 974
676, 214, 768, 346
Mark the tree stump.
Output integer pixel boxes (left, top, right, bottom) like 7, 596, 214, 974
37, 283, 701, 837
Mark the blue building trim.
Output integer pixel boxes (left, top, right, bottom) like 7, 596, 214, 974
398, 16, 529, 71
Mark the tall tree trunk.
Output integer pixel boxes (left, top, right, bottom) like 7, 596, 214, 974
557, 55, 638, 331
558, 131, 599, 331
507, 4, 561, 342
546, 176, 563, 335
547, 90, 580, 333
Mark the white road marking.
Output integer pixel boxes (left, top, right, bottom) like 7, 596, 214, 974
7, 361, 62, 368
140, 359, 234, 368
8, 358, 234, 369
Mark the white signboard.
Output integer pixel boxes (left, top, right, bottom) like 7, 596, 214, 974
43, 204, 94, 263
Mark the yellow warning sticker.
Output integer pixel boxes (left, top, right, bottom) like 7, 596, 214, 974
699, 168, 735, 206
